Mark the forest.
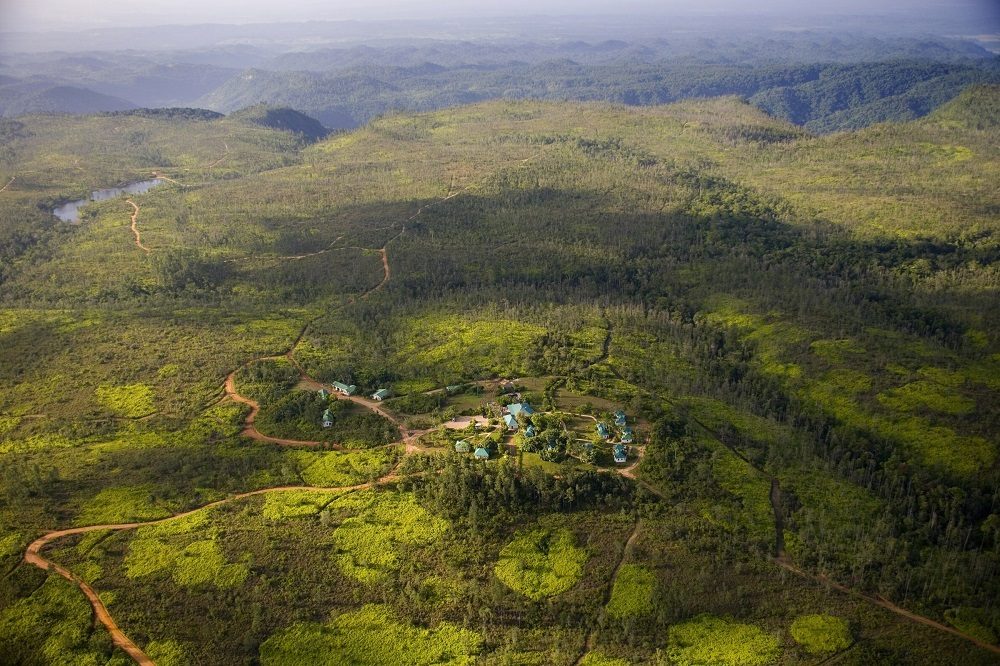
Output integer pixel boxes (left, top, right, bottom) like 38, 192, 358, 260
0, 83, 997, 664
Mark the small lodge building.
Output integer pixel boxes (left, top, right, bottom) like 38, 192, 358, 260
371, 388, 391, 401
504, 414, 519, 431
474, 447, 490, 460
318, 388, 330, 401
454, 440, 471, 453
446, 384, 463, 394
332, 381, 357, 396
621, 427, 634, 444
614, 410, 627, 427
524, 424, 537, 438
507, 403, 534, 419
614, 443, 628, 464
322, 408, 334, 428
597, 422, 611, 440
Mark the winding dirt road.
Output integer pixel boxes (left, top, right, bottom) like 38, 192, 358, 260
126, 200, 151, 253
22, 477, 406, 665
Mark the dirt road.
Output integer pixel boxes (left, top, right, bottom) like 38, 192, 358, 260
126, 200, 151, 253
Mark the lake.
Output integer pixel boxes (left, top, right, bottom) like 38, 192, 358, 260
52, 179, 164, 223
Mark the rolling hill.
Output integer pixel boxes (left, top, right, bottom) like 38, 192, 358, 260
0, 87, 997, 664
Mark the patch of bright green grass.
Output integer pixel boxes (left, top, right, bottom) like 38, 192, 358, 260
146, 640, 188, 666
331, 491, 448, 583
606, 563, 656, 619
94, 383, 155, 417
0, 577, 112, 665
580, 652, 630, 666
76, 485, 172, 525
396, 313, 547, 381
790, 614, 853, 655
877, 380, 975, 415
261, 490, 343, 521
663, 614, 780, 666
495, 528, 587, 600
259, 603, 481, 665
295, 448, 397, 487
809, 338, 866, 364
125, 536, 248, 588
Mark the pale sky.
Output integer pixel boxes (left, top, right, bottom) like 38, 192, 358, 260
1, 0, 997, 32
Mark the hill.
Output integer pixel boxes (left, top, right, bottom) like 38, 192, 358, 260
196, 57, 1000, 132
0, 92, 997, 664
0, 80, 137, 117
229, 105, 329, 141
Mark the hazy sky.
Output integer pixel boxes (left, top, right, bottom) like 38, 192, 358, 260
2, 0, 997, 32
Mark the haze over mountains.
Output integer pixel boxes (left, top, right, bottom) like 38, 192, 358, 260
1, 12, 998, 132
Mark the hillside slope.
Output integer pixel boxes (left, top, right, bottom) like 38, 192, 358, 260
0, 93, 997, 664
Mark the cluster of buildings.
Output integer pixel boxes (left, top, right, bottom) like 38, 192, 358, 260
318, 382, 390, 428
597, 410, 632, 463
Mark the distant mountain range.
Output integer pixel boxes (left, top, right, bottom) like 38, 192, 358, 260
1, 33, 997, 134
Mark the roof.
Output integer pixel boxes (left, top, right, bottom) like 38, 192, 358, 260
614, 443, 628, 462
454, 440, 470, 453
318, 388, 330, 396
597, 422, 610, 437
474, 447, 490, 459
503, 414, 518, 429
332, 381, 356, 395
508, 403, 534, 417
371, 388, 390, 399
446, 384, 462, 392
524, 425, 537, 438
614, 410, 627, 425
322, 408, 334, 420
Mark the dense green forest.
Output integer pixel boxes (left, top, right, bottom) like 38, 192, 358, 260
0, 85, 997, 664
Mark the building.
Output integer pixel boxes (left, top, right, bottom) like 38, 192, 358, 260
322, 408, 334, 428
614, 443, 628, 464
620, 427, 634, 444
371, 388, 391, 401
446, 384, 463, 394
474, 447, 490, 460
454, 440, 471, 453
318, 388, 330, 400
504, 414, 519, 431
614, 410, 627, 427
332, 381, 357, 396
524, 424, 537, 438
508, 403, 534, 419
596, 422, 611, 440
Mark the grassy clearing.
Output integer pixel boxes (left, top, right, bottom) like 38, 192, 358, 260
789, 614, 853, 655
662, 614, 780, 666
606, 563, 656, 619
261, 489, 344, 520
580, 652, 630, 666
294, 447, 399, 487
877, 380, 975, 415
331, 490, 449, 583
0, 576, 115, 664
75, 485, 172, 525
395, 313, 547, 382
95, 383, 155, 417
495, 528, 588, 600
259, 604, 481, 665
125, 535, 248, 588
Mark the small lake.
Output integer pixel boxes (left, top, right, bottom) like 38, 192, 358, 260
52, 179, 164, 223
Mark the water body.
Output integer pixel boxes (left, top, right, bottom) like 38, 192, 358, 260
52, 179, 163, 223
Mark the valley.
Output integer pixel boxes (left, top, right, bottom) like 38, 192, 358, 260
0, 88, 997, 664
